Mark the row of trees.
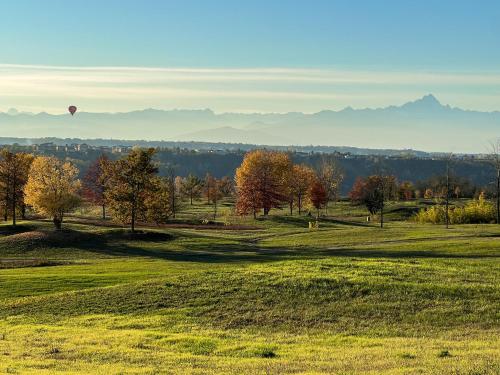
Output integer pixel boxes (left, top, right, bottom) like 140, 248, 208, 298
235, 150, 343, 218
0, 148, 237, 231
81, 149, 234, 231
349, 170, 500, 228
2, 145, 499, 231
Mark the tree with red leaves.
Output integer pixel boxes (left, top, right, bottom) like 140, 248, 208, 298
82, 154, 111, 220
309, 179, 328, 219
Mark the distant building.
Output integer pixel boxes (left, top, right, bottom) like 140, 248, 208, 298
77, 143, 90, 152
35, 142, 57, 152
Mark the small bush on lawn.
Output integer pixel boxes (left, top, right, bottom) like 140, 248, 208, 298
415, 193, 495, 224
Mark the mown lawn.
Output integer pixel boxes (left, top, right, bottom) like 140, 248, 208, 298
0, 203, 498, 374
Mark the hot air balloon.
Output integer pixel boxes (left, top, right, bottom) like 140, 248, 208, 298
68, 106, 77, 116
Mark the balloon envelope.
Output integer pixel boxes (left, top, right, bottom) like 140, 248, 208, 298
68, 106, 77, 116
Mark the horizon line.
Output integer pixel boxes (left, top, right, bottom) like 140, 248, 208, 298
2, 94, 499, 116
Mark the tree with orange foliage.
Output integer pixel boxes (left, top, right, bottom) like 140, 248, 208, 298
235, 150, 292, 218
424, 188, 434, 199
398, 181, 414, 201
204, 173, 224, 219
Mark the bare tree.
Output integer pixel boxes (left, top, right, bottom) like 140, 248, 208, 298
444, 153, 454, 229
165, 165, 180, 219
372, 157, 397, 228
317, 155, 344, 215
489, 140, 500, 224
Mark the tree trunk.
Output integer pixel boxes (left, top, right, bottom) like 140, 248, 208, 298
380, 204, 384, 228
11, 177, 17, 226
190, 194, 193, 205
131, 207, 136, 233
11, 190, 16, 226
53, 217, 62, 230
445, 163, 450, 229
289, 201, 293, 215
102, 204, 106, 220
497, 169, 500, 224
4, 176, 9, 222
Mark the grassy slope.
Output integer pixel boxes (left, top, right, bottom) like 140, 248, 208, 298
0, 201, 498, 374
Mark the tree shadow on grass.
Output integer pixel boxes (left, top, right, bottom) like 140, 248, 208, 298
14, 227, 305, 263
264, 215, 372, 228
0, 223, 38, 236
7, 226, 497, 264
80, 235, 300, 263
321, 218, 373, 228
67, 229, 499, 263
315, 247, 499, 259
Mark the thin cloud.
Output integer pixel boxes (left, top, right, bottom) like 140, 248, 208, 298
2, 64, 500, 85
0, 64, 499, 113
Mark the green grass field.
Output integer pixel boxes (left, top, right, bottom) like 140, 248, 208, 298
0, 201, 498, 374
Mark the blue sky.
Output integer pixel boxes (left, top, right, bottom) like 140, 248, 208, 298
1, 0, 499, 113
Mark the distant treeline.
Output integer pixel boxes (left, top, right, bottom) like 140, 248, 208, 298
155, 152, 494, 195
0, 137, 430, 156
1, 144, 494, 195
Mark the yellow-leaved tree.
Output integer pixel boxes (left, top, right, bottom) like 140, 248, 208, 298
24, 156, 81, 229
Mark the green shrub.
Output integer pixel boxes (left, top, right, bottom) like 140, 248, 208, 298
260, 348, 277, 358
437, 350, 451, 358
415, 205, 446, 224
415, 193, 495, 224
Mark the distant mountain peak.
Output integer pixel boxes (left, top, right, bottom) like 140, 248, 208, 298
420, 94, 440, 105
401, 94, 444, 111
